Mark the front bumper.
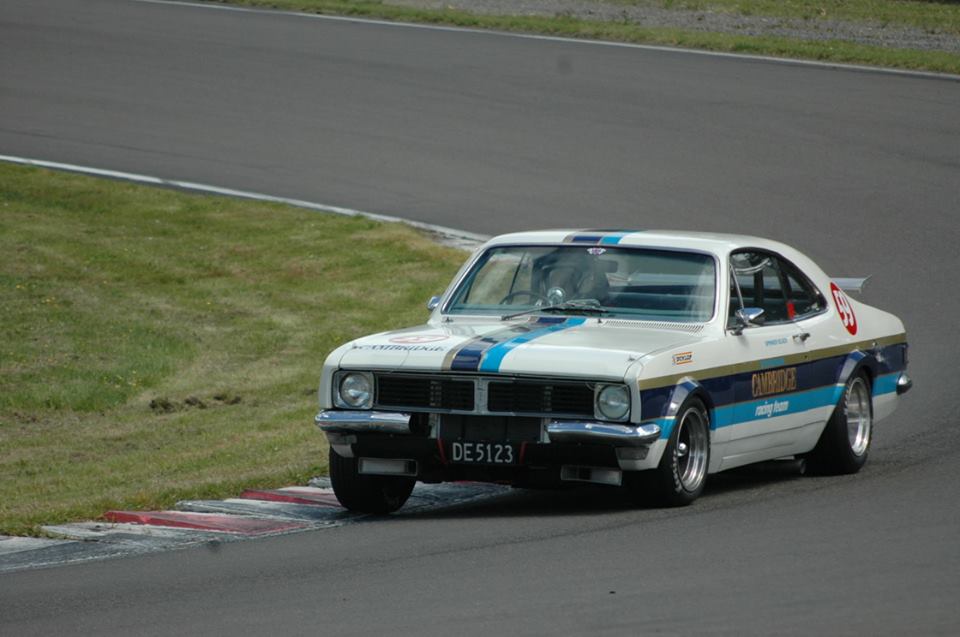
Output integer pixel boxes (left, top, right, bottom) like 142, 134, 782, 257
315, 410, 412, 434
315, 411, 660, 446
315, 410, 663, 477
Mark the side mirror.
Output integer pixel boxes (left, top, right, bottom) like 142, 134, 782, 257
426, 295, 441, 311
732, 307, 765, 335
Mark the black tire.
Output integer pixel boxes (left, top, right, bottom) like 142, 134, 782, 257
807, 372, 873, 475
328, 447, 415, 514
627, 397, 711, 507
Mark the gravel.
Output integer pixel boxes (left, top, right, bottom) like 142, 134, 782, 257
386, 0, 960, 53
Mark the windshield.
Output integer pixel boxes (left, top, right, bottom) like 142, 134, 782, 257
446, 245, 717, 322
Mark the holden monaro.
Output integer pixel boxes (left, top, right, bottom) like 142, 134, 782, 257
315, 230, 911, 512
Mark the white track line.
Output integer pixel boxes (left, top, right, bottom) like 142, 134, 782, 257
133, 0, 960, 82
0, 155, 488, 250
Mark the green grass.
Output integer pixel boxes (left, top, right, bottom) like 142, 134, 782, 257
646, 0, 960, 34
204, 0, 960, 74
0, 163, 464, 535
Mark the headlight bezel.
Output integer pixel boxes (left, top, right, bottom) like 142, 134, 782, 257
595, 383, 631, 422
333, 371, 375, 410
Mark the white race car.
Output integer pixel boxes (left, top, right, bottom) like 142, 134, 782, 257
316, 230, 911, 511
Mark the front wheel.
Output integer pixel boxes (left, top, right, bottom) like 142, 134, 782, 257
328, 447, 415, 514
627, 398, 711, 507
807, 372, 872, 475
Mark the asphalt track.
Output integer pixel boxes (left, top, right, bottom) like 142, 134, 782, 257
2, 0, 959, 634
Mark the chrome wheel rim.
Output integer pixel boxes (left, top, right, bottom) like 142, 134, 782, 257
846, 377, 872, 457
676, 407, 709, 492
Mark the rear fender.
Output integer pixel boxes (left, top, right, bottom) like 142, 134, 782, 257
833, 350, 879, 414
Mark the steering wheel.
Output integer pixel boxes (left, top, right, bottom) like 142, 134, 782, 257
500, 290, 549, 305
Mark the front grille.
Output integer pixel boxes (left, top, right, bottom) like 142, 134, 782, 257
440, 414, 542, 442
488, 380, 594, 418
373, 373, 598, 418
376, 374, 474, 411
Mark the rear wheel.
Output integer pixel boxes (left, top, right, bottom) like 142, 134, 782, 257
628, 398, 710, 507
807, 372, 872, 475
329, 447, 415, 514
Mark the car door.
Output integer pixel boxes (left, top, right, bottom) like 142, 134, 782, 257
722, 251, 814, 466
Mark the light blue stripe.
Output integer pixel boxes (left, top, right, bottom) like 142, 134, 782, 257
713, 385, 843, 428
478, 318, 587, 372
599, 232, 630, 245
760, 357, 786, 369
873, 373, 899, 395
656, 385, 844, 439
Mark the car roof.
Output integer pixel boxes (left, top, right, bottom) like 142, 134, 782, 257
483, 229, 793, 255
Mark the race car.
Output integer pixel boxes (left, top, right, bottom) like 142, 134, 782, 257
315, 230, 911, 512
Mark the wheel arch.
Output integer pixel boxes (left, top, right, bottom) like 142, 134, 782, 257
664, 377, 714, 430
834, 350, 879, 413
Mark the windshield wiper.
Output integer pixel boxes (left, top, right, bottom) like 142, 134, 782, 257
501, 299, 609, 321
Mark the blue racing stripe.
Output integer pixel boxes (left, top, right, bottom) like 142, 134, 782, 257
873, 372, 899, 396
711, 385, 843, 429
599, 232, 630, 245
478, 318, 587, 372
654, 385, 844, 439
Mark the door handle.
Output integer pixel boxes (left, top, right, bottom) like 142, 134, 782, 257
794, 332, 811, 343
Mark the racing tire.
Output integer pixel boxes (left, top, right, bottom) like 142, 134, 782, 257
807, 372, 872, 475
328, 447, 415, 514
628, 397, 711, 507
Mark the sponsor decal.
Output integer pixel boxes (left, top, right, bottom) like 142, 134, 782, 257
764, 337, 788, 347
672, 351, 693, 366
352, 344, 447, 352
751, 366, 798, 398
755, 399, 790, 418
830, 282, 858, 335
389, 334, 449, 344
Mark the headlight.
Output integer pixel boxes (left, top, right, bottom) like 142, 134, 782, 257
596, 384, 630, 421
335, 372, 374, 409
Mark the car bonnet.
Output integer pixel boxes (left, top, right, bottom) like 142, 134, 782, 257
337, 318, 705, 381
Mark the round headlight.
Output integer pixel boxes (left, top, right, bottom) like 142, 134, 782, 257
597, 385, 630, 421
339, 373, 373, 409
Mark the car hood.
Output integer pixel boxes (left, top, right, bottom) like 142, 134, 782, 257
337, 317, 706, 381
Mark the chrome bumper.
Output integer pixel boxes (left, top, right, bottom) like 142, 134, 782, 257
314, 411, 411, 435
546, 421, 661, 447
316, 412, 661, 448
897, 372, 913, 395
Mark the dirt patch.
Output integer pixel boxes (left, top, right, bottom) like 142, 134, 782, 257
149, 394, 243, 414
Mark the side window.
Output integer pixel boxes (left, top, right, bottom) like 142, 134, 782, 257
729, 251, 789, 323
780, 261, 825, 320
730, 251, 826, 325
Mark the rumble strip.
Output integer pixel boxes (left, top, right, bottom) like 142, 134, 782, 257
0, 481, 508, 574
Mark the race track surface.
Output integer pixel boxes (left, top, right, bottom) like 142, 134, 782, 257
2, 1, 959, 633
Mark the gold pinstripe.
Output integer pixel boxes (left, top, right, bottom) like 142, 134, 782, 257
637, 333, 906, 390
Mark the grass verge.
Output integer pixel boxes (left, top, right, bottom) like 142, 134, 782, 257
203, 0, 960, 75
0, 163, 464, 536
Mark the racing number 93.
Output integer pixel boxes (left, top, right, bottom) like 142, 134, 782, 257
830, 282, 858, 335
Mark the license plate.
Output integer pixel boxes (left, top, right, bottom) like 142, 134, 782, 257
450, 441, 517, 465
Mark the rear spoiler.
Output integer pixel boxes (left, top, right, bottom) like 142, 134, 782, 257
832, 277, 871, 294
